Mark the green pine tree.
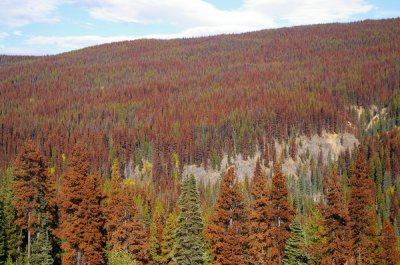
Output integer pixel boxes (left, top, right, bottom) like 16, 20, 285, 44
30, 229, 53, 265
283, 218, 310, 265
108, 249, 133, 265
161, 212, 177, 265
149, 200, 164, 265
175, 175, 205, 264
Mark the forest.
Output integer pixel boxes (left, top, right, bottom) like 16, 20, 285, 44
0, 18, 400, 264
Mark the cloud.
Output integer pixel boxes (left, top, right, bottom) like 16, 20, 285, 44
0, 32, 10, 39
0, 0, 59, 27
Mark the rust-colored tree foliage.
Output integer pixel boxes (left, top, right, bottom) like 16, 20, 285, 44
207, 167, 250, 264
322, 169, 353, 264
349, 151, 380, 264
269, 162, 294, 264
379, 219, 400, 265
249, 159, 272, 264
105, 184, 149, 264
57, 143, 105, 265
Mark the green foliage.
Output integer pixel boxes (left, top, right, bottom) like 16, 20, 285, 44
0, 169, 21, 262
161, 212, 177, 265
108, 249, 134, 265
30, 230, 53, 265
283, 218, 310, 265
0, 202, 6, 265
175, 175, 205, 264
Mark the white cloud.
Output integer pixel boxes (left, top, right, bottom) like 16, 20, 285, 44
0, 0, 59, 27
13, 31, 23, 36
0, 32, 10, 39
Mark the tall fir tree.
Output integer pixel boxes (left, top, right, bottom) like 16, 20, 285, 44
282, 218, 309, 265
249, 159, 272, 264
175, 175, 205, 265
149, 200, 164, 265
13, 140, 50, 264
30, 229, 53, 265
206, 168, 251, 265
349, 151, 381, 264
57, 143, 105, 265
322, 169, 353, 264
269, 162, 294, 264
161, 211, 177, 265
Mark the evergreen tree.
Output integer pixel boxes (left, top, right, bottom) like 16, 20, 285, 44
379, 219, 400, 265
161, 211, 177, 265
303, 205, 326, 265
249, 159, 272, 264
207, 168, 250, 265
57, 143, 105, 264
349, 151, 381, 264
176, 175, 205, 265
104, 184, 149, 265
282, 218, 309, 265
30, 229, 53, 265
13, 140, 50, 264
269, 162, 295, 264
322, 169, 353, 264
149, 200, 164, 265
0, 169, 21, 263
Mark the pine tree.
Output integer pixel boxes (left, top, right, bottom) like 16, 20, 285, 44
206, 168, 250, 265
303, 205, 326, 265
282, 218, 309, 265
57, 143, 105, 264
161, 211, 177, 265
175, 175, 204, 265
349, 151, 380, 264
379, 219, 400, 265
322, 169, 353, 264
269, 162, 295, 264
13, 140, 50, 264
249, 159, 272, 264
104, 184, 149, 265
30, 229, 53, 265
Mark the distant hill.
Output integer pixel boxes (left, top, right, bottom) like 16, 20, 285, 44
0, 18, 399, 176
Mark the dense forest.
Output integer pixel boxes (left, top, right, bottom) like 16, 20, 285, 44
1, 18, 400, 264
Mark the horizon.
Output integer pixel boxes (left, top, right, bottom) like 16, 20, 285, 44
0, 0, 399, 56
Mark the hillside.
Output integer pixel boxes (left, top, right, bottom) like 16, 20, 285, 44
1, 18, 400, 176
2, 17, 400, 265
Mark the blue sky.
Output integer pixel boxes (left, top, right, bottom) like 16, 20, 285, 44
0, 0, 399, 55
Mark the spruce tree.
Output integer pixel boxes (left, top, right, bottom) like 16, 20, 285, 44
30, 229, 53, 265
282, 218, 309, 265
149, 200, 164, 265
206, 168, 251, 265
175, 175, 205, 265
379, 219, 400, 265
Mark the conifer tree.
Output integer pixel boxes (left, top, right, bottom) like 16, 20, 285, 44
0, 169, 21, 263
322, 169, 353, 264
149, 200, 164, 265
379, 219, 400, 265
349, 151, 380, 264
30, 229, 53, 265
105, 184, 149, 264
57, 143, 105, 265
207, 168, 250, 265
249, 159, 272, 264
13, 140, 50, 264
269, 162, 294, 264
161, 211, 177, 265
282, 218, 309, 265
175, 175, 205, 265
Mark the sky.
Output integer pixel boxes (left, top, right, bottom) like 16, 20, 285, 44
0, 0, 399, 56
